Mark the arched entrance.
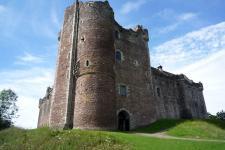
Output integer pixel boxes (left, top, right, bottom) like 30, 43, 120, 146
118, 110, 130, 131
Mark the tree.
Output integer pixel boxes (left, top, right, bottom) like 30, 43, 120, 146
216, 110, 225, 121
207, 112, 217, 119
0, 89, 18, 129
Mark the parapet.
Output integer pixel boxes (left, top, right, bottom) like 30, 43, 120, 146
66, 0, 113, 13
151, 67, 203, 90
151, 66, 178, 79
177, 74, 203, 90
114, 21, 149, 42
39, 87, 53, 107
65, 1, 149, 43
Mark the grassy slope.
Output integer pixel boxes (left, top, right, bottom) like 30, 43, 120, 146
136, 119, 225, 140
0, 126, 225, 150
0, 128, 130, 150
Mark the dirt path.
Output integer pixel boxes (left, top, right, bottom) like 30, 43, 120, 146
133, 132, 225, 143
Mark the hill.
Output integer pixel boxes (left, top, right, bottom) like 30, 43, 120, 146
0, 119, 225, 150
136, 119, 225, 140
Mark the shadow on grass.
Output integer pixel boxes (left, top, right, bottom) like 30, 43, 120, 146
204, 119, 225, 130
134, 119, 225, 134
134, 119, 185, 133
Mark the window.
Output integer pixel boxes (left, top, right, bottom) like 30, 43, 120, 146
134, 60, 139, 66
156, 87, 161, 97
115, 30, 120, 39
58, 35, 61, 41
119, 85, 127, 96
81, 36, 85, 42
116, 51, 122, 62
85, 60, 89, 67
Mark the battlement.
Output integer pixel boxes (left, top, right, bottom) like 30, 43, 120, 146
66, 0, 112, 13
38, 87, 52, 127
177, 74, 203, 89
151, 67, 203, 90
39, 87, 53, 107
115, 22, 149, 42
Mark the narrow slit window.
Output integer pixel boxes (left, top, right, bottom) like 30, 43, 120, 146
86, 60, 89, 67
115, 31, 120, 39
116, 51, 122, 62
81, 36, 85, 42
157, 88, 161, 97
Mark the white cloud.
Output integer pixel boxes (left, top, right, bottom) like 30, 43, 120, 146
156, 10, 198, 34
155, 9, 175, 20
178, 12, 197, 21
158, 23, 180, 34
121, 0, 147, 14
0, 5, 6, 13
0, 67, 54, 128
16, 52, 45, 64
152, 21, 225, 70
175, 50, 225, 114
151, 21, 225, 114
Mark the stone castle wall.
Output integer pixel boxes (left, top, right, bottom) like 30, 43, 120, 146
178, 76, 207, 118
151, 68, 181, 119
152, 67, 207, 119
114, 24, 156, 129
38, 87, 52, 127
47, 4, 77, 129
37, 1, 207, 130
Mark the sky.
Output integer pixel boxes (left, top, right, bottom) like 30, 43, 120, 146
0, 0, 224, 129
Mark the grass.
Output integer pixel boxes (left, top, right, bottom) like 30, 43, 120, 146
136, 119, 225, 140
0, 119, 225, 150
167, 119, 225, 140
0, 127, 130, 150
116, 133, 225, 150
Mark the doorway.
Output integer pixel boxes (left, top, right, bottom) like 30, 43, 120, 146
118, 110, 130, 131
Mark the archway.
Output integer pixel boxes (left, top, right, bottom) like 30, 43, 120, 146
118, 110, 130, 131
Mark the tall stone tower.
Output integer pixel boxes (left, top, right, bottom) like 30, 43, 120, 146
49, 1, 116, 129
73, 2, 116, 130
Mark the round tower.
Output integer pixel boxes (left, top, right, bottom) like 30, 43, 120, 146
73, 1, 116, 130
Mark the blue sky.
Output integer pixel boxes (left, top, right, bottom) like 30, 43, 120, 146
0, 0, 225, 128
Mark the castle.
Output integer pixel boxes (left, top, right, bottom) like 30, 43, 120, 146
38, 1, 207, 131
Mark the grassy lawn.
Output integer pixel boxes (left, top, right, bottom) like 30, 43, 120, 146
116, 133, 225, 150
0, 125, 225, 150
136, 119, 225, 140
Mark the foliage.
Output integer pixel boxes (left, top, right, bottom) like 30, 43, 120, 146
0, 89, 18, 130
207, 112, 217, 119
216, 110, 225, 120
0, 127, 225, 150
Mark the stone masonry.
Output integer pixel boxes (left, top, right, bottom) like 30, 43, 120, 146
38, 1, 207, 130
